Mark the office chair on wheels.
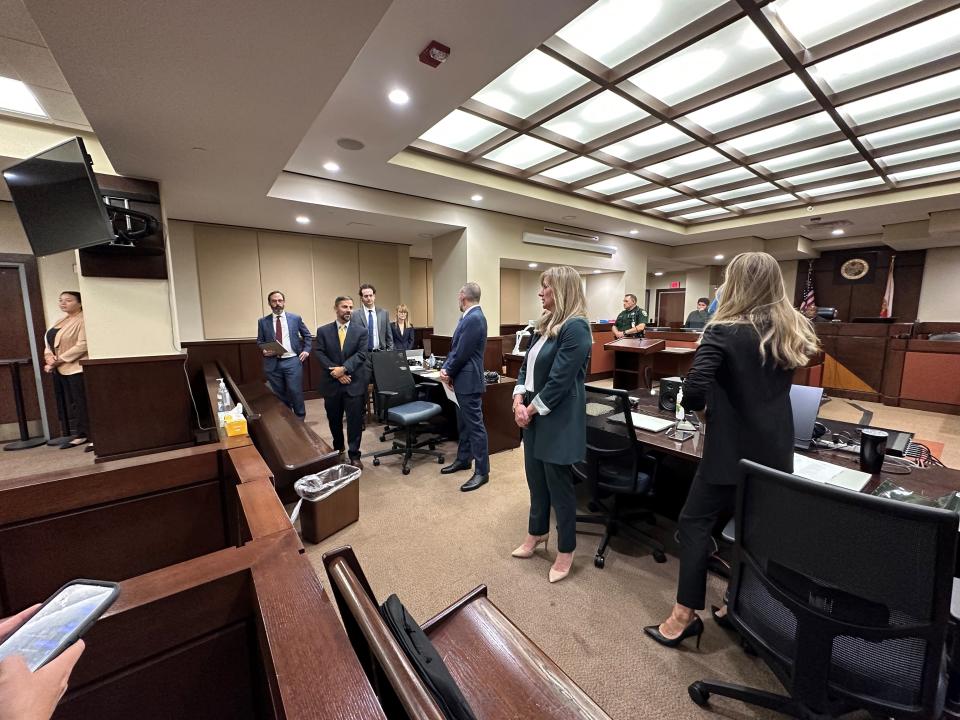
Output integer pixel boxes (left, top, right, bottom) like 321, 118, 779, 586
573, 386, 666, 569
689, 459, 956, 719
370, 351, 445, 475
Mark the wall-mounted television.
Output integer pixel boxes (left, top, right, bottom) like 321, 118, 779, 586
2, 137, 117, 257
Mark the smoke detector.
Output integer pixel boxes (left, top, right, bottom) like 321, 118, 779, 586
801, 218, 852, 232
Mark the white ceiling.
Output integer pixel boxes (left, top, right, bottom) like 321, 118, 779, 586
0, 0, 90, 130
13, 0, 960, 254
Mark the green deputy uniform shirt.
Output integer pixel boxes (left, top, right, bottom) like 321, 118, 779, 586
615, 306, 649, 334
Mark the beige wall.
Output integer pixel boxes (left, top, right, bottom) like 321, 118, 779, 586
585, 272, 623, 321
779, 260, 799, 305
37, 251, 80, 327
170, 221, 418, 340
408, 257, 433, 327
918, 246, 960, 321
499, 268, 544, 325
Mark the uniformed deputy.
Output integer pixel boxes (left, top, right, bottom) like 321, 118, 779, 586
612, 293, 648, 339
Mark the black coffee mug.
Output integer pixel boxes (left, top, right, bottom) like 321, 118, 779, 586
859, 429, 888, 474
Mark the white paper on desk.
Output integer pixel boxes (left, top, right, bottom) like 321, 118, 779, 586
443, 382, 459, 406
793, 453, 870, 492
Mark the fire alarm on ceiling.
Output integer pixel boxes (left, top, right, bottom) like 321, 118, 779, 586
420, 41, 450, 68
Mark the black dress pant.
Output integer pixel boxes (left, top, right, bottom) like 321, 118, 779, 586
60, 372, 89, 438
325, 391, 364, 459
524, 434, 577, 553
676, 473, 736, 610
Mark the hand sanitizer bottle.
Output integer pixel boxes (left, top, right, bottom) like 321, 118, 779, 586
675, 387, 685, 422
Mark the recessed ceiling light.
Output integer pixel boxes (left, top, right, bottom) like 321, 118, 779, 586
528, 263, 539, 268
562, 215, 577, 220
0, 76, 47, 117
295, 216, 310, 224
831, 228, 845, 235
323, 161, 340, 172
629, 229, 639, 235
471, 194, 483, 201
714, 254, 724, 260
593, 270, 601, 274
388, 88, 410, 105
654, 271, 664, 276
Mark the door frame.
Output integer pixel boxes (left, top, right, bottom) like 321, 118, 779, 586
655, 288, 686, 327
1, 253, 53, 439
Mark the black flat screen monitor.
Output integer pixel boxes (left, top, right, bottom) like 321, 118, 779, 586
790, 384, 824, 449
2, 137, 114, 257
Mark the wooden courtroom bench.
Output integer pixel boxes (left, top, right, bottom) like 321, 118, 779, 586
323, 546, 612, 720
211, 362, 338, 502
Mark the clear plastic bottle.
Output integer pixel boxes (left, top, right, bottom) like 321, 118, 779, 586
218, 379, 233, 410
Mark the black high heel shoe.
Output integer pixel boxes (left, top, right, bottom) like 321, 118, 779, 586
711, 605, 733, 630
643, 616, 704, 649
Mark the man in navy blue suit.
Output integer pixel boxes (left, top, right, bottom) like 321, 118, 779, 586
313, 296, 368, 468
439, 282, 489, 491
257, 290, 312, 420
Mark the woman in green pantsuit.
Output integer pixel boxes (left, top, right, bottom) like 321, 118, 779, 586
511, 266, 593, 583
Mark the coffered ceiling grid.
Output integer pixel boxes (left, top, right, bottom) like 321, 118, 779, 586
411, 0, 960, 226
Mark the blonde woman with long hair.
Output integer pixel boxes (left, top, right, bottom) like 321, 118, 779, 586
645, 251, 819, 648
512, 266, 593, 583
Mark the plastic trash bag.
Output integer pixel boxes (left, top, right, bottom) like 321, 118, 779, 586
872, 479, 960, 513
289, 464, 361, 524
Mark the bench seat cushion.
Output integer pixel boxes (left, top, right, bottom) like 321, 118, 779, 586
386, 400, 441, 426
425, 596, 612, 720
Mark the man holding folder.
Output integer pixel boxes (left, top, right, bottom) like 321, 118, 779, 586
257, 290, 312, 420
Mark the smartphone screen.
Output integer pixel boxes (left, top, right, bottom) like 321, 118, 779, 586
667, 429, 694, 442
0, 582, 116, 671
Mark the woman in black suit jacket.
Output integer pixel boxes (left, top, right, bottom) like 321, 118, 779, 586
389, 304, 416, 352
511, 266, 592, 584
645, 251, 819, 648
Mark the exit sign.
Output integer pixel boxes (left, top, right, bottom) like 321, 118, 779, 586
670, 281, 680, 289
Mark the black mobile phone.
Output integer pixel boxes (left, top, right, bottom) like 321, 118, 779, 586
667, 429, 695, 442
0, 579, 119, 671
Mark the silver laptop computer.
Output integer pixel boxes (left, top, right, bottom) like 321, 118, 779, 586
405, 349, 424, 365
790, 384, 824, 449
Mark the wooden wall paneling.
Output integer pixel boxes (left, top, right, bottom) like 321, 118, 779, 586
257, 232, 317, 330
426, 259, 434, 327
83, 355, 195, 460
881, 337, 907, 405
424, 335, 502, 372
55, 622, 261, 720
409, 258, 429, 329
900, 350, 960, 406
195, 225, 262, 339
239, 341, 267, 384
0, 481, 226, 612
312, 237, 359, 325
183, 340, 243, 384
0, 265, 39, 425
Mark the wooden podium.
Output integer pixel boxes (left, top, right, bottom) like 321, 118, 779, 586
604, 338, 665, 390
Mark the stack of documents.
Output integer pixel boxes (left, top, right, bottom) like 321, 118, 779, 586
793, 453, 871, 492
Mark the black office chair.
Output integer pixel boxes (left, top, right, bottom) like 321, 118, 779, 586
573, 386, 666, 568
370, 351, 445, 475
690, 459, 956, 718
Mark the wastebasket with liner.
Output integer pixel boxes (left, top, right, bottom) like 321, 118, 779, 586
289, 464, 360, 544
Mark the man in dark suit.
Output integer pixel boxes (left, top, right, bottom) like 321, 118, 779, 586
356, 283, 393, 354
314, 296, 368, 469
256, 290, 312, 420
439, 282, 489, 491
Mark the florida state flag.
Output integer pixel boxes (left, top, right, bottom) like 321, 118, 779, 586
880, 256, 895, 318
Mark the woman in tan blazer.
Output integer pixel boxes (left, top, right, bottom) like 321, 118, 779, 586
44, 291, 90, 449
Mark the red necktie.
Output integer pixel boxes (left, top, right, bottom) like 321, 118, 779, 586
275, 316, 282, 344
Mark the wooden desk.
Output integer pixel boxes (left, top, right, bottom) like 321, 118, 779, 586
604, 338, 665, 390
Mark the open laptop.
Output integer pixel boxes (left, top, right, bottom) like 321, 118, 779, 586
790, 384, 824, 449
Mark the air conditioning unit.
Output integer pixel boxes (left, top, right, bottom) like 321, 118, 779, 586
522, 229, 617, 256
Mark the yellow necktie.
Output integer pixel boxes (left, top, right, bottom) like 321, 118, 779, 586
338, 324, 346, 349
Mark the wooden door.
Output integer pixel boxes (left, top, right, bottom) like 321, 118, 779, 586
0, 266, 40, 435
656, 290, 686, 327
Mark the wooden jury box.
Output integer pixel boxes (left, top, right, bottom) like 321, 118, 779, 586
299, 479, 360, 544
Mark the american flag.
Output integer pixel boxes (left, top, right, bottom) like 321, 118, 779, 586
799, 260, 816, 311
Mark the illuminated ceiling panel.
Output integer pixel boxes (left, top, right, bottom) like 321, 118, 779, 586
410, 0, 955, 225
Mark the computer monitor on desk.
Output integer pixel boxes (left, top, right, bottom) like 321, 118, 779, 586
791, 384, 824, 449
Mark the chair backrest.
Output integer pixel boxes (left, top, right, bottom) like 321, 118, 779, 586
730, 459, 956, 718
372, 351, 417, 407
583, 386, 640, 487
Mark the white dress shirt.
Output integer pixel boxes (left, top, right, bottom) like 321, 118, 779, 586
512, 333, 551, 416
274, 312, 295, 358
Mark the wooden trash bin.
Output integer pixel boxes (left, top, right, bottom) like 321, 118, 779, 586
299, 477, 360, 544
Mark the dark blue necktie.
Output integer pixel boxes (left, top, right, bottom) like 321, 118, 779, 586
367, 310, 374, 350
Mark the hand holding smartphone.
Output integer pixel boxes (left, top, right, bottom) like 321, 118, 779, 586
0, 580, 118, 672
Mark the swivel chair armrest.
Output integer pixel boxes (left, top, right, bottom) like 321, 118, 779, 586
418, 381, 440, 388
376, 390, 399, 399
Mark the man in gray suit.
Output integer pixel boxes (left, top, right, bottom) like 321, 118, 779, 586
356, 283, 393, 353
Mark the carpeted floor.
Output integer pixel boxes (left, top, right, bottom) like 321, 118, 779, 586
300, 399, 792, 720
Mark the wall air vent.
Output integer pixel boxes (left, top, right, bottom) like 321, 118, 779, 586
523, 229, 616, 256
